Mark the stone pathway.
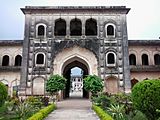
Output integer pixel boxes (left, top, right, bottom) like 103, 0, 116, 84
45, 98, 99, 120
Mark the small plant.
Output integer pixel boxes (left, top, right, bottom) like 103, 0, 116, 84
92, 93, 111, 110
5, 100, 15, 112
107, 104, 125, 120
26, 96, 42, 109
15, 101, 36, 119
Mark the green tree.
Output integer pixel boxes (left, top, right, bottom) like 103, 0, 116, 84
46, 74, 66, 101
0, 82, 8, 107
83, 75, 103, 97
132, 79, 160, 120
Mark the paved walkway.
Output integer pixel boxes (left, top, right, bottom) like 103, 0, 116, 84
45, 97, 99, 120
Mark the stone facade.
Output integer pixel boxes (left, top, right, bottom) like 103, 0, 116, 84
0, 6, 160, 97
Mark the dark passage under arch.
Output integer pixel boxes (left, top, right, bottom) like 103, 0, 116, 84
63, 60, 89, 99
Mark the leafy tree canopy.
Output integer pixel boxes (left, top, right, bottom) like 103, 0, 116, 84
83, 75, 103, 96
46, 74, 67, 95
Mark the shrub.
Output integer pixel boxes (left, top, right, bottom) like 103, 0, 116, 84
92, 105, 113, 120
132, 79, 160, 120
27, 104, 56, 120
0, 82, 8, 107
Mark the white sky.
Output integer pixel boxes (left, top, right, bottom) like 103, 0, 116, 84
0, 0, 159, 40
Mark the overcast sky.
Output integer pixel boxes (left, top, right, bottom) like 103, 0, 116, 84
0, 0, 159, 40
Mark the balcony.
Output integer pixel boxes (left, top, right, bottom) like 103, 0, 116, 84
0, 66, 21, 71
130, 65, 160, 72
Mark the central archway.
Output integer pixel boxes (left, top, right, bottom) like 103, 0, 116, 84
62, 58, 89, 98
53, 46, 98, 99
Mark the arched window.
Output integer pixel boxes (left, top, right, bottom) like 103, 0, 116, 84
70, 18, 82, 36
38, 25, 45, 36
2, 55, 9, 66
108, 53, 115, 64
107, 25, 114, 36
106, 52, 116, 66
36, 53, 45, 65
142, 54, 149, 65
85, 18, 97, 36
129, 54, 136, 65
131, 78, 139, 88
54, 18, 66, 36
15, 55, 22, 66
154, 54, 160, 65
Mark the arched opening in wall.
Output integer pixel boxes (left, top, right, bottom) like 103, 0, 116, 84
70, 18, 82, 36
62, 58, 89, 99
129, 54, 136, 65
85, 18, 97, 36
15, 55, 22, 66
107, 53, 115, 64
36, 53, 45, 65
154, 54, 160, 65
105, 77, 118, 94
38, 25, 45, 36
54, 18, 66, 36
142, 54, 149, 65
2, 55, 9, 66
33, 77, 45, 95
131, 78, 139, 88
11, 80, 19, 97
107, 25, 114, 36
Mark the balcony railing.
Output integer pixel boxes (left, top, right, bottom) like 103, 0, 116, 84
0, 66, 21, 71
130, 65, 160, 72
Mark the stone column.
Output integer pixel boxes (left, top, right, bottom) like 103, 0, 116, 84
82, 14, 85, 37
121, 14, 131, 93
66, 14, 70, 38
19, 14, 31, 96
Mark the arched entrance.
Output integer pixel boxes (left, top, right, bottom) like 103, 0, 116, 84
53, 46, 98, 99
62, 59, 89, 98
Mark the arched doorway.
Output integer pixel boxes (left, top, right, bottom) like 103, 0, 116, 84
62, 60, 89, 99
53, 46, 98, 99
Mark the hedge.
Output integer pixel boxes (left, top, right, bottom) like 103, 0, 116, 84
27, 104, 56, 120
132, 79, 160, 120
92, 105, 113, 120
